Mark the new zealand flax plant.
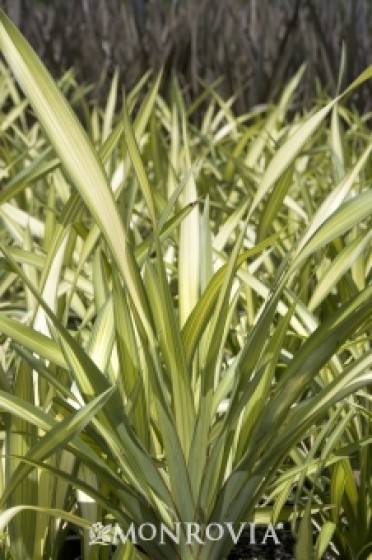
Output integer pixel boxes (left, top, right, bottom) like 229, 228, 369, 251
1, 8, 372, 559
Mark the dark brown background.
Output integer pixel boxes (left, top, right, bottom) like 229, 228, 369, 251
1, 0, 371, 112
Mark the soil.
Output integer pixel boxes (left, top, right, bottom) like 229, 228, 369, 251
227, 525, 296, 560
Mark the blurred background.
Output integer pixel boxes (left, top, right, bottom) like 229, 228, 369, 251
1, 0, 371, 112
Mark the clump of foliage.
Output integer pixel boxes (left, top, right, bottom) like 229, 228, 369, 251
0, 9, 372, 560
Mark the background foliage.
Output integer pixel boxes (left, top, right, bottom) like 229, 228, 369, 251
0, 0, 371, 112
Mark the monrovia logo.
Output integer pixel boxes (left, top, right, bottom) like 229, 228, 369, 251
89, 521, 282, 546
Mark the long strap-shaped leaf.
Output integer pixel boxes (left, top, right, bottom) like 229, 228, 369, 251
0, 244, 174, 510
2, 387, 115, 507
249, 66, 372, 215
0, 390, 161, 524
0, 8, 154, 346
